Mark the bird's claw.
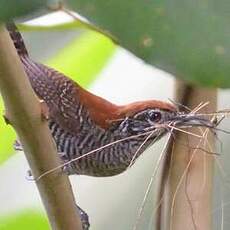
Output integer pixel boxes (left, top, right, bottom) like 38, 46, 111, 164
77, 205, 90, 230
26, 170, 35, 181
14, 139, 23, 151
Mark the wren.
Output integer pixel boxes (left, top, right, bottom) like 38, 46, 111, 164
6, 23, 214, 230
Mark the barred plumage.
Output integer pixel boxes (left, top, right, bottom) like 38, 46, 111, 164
6, 25, 175, 176
7, 22, 215, 230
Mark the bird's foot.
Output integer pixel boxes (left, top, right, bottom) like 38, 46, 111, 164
26, 169, 35, 181
77, 205, 90, 230
14, 139, 23, 151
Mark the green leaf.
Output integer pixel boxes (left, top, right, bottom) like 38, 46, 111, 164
0, 0, 47, 21
68, 0, 230, 88
47, 30, 116, 87
0, 210, 49, 230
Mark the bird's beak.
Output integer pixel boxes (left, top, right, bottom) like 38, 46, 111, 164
170, 113, 215, 129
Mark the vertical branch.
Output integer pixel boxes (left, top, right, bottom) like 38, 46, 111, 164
157, 80, 216, 230
0, 25, 82, 230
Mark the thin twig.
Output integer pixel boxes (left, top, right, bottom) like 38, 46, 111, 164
132, 132, 173, 230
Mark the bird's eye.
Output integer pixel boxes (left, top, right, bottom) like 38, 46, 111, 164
149, 111, 162, 122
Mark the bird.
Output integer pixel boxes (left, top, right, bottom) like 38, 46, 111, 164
6, 22, 214, 229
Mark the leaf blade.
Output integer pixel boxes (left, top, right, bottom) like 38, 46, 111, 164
68, 0, 230, 88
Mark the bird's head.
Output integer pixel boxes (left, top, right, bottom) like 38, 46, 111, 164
107, 100, 215, 140
78, 89, 215, 140
110, 100, 215, 139
108, 101, 177, 139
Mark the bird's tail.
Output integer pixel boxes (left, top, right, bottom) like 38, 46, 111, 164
6, 22, 28, 57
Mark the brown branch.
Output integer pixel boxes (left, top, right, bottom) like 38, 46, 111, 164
0, 25, 82, 230
156, 80, 216, 230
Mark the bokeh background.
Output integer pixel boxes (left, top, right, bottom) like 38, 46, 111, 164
0, 11, 230, 230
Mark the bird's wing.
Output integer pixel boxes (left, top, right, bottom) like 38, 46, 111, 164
22, 58, 84, 135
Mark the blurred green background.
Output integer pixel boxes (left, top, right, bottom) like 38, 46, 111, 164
0, 2, 230, 230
